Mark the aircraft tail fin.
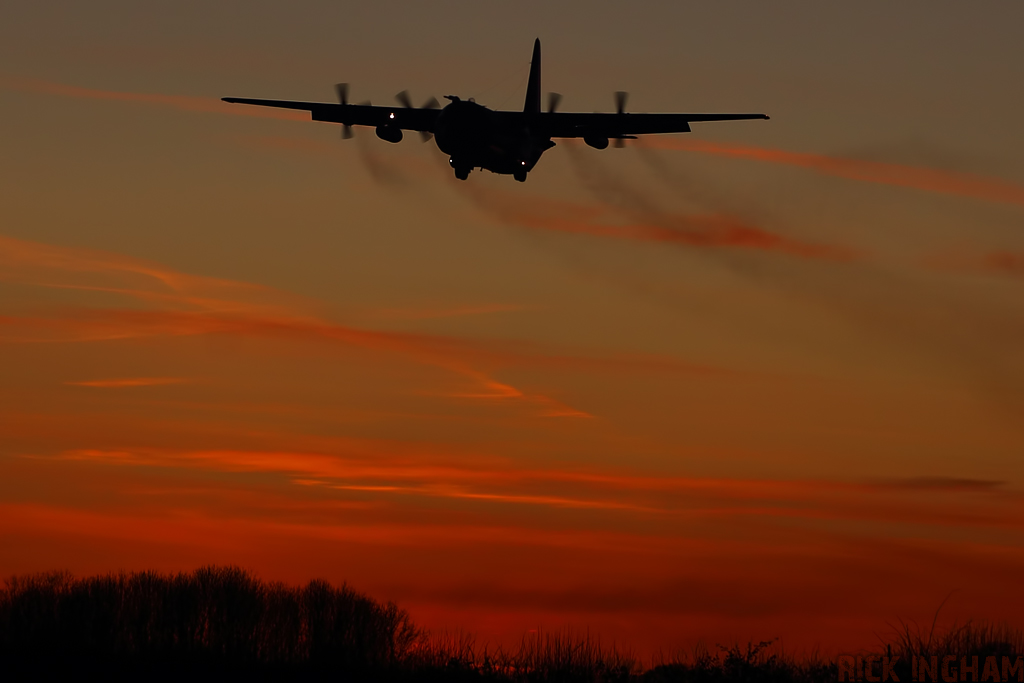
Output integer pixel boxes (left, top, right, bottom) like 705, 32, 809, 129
524, 38, 541, 115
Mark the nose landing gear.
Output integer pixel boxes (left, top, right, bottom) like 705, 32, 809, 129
513, 169, 528, 182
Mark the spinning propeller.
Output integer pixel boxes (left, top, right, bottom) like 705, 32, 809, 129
334, 83, 372, 139
614, 91, 629, 147
395, 90, 440, 141
334, 83, 353, 139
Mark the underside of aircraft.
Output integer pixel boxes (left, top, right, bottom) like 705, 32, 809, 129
223, 40, 769, 182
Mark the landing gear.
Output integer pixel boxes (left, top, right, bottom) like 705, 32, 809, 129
513, 169, 528, 182
449, 157, 471, 180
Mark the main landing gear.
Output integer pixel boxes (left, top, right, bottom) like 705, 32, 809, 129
448, 157, 528, 182
449, 157, 471, 181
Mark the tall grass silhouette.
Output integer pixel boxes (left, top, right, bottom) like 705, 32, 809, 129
2, 567, 1021, 682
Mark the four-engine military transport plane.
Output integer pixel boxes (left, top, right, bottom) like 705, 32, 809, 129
223, 39, 769, 182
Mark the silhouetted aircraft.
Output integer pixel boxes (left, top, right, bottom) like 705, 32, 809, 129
223, 39, 768, 182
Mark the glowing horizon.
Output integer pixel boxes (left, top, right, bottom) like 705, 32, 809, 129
2, 2, 1023, 658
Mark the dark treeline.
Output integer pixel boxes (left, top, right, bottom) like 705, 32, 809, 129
0, 566, 416, 681
1, 567, 1021, 682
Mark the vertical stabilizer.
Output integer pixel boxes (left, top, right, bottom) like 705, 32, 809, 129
524, 38, 541, 114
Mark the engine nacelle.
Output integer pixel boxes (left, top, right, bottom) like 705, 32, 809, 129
375, 125, 403, 143
584, 135, 609, 150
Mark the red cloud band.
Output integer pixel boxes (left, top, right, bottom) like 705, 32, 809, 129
645, 137, 1024, 208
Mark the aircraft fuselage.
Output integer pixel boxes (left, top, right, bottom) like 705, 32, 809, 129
433, 98, 553, 181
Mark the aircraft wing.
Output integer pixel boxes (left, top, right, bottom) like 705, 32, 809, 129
531, 111, 769, 137
221, 98, 440, 133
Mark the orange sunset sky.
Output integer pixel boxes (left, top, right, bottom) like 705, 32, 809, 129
2, 1, 1024, 657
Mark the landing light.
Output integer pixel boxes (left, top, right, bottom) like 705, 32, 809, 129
520, 161, 526, 166
389, 112, 395, 119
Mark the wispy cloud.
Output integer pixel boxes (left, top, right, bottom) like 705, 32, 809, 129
66, 377, 191, 388
923, 248, 1024, 280
47, 446, 1024, 531
0, 233, 285, 314
0, 500, 677, 554
868, 477, 1006, 492
460, 184, 858, 262
373, 303, 528, 321
982, 251, 1024, 277
644, 137, 1024, 208
1, 77, 307, 122
0, 233, 601, 417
